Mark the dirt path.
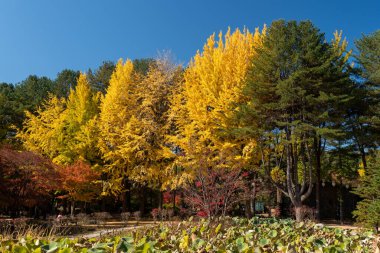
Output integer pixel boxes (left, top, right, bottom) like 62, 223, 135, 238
68, 223, 158, 239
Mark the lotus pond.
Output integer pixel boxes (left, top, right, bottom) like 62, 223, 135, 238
0, 217, 377, 252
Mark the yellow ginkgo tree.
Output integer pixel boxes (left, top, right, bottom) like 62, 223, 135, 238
98, 57, 183, 198
169, 27, 264, 186
18, 73, 100, 165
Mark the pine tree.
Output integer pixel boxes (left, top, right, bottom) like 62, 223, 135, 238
347, 30, 380, 170
353, 152, 380, 230
240, 20, 353, 221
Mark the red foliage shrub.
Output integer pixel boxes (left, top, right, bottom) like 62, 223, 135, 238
184, 166, 249, 219
0, 145, 60, 210
58, 160, 100, 202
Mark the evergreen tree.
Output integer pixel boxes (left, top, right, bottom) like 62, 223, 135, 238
0, 83, 20, 141
353, 152, 380, 230
240, 20, 352, 221
87, 61, 116, 93
53, 69, 80, 98
355, 30, 380, 85
347, 30, 380, 169
14, 75, 55, 112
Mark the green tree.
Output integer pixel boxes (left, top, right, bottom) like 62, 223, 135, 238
133, 58, 155, 76
240, 20, 352, 221
347, 30, 380, 170
87, 61, 116, 93
53, 69, 80, 98
0, 83, 20, 141
353, 152, 380, 230
14, 75, 55, 112
355, 30, 380, 84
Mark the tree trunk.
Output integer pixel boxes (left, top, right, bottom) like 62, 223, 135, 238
294, 205, 303, 222
339, 181, 344, 225
245, 199, 252, 218
314, 137, 322, 222
158, 191, 163, 209
173, 190, 176, 215
121, 191, 127, 212
360, 146, 367, 170
276, 188, 282, 205
139, 187, 146, 215
276, 189, 282, 217
101, 197, 106, 211
70, 201, 75, 216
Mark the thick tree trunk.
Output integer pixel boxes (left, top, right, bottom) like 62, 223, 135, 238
276, 188, 282, 206
276, 188, 282, 217
294, 205, 303, 222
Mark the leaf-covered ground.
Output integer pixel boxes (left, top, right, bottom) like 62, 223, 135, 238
0, 217, 377, 252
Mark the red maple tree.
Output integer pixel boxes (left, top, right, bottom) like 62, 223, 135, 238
58, 160, 100, 202
0, 145, 60, 213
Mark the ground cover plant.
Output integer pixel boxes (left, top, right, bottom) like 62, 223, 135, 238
0, 217, 377, 252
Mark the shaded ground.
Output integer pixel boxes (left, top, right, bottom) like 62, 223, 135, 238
67, 220, 158, 239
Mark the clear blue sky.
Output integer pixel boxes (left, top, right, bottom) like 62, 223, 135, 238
0, 0, 379, 84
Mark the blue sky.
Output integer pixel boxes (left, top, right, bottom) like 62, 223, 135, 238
0, 0, 379, 84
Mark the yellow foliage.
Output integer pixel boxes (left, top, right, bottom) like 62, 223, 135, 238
18, 95, 67, 160
98, 58, 182, 191
270, 166, 286, 183
18, 73, 100, 165
98, 59, 136, 181
170, 28, 264, 182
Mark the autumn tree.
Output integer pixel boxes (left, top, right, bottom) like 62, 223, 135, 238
98, 59, 137, 195
183, 148, 249, 219
170, 28, 263, 188
63, 73, 100, 164
18, 95, 67, 162
59, 161, 101, 215
98, 57, 182, 210
18, 73, 100, 165
0, 146, 60, 216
